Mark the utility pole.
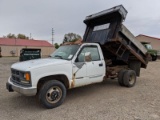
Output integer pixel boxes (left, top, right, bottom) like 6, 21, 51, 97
30, 33, 32, 39
52, 28, 54, 45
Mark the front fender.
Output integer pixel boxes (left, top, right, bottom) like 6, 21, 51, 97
30, 64, 72, 87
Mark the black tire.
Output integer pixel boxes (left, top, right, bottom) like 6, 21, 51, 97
152, 55, 157, 61
123, 70, 136, 87
118, 69, 126, 86
38, 80, 66, 109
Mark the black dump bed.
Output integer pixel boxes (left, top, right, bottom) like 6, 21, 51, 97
83, 5, 148, 68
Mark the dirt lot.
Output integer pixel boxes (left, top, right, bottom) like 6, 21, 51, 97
0, 57, 160, 120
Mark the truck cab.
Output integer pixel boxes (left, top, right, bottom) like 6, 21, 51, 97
141, 42, 157, 61
7, 43, 106, 108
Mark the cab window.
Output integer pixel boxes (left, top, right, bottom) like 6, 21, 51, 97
76, 46, 100, 62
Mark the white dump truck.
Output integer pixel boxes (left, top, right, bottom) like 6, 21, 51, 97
6, 5, 148, 109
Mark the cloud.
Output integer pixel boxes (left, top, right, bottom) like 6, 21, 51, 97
0, 0, 160, 44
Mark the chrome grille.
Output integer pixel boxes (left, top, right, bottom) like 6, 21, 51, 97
11, 69, 31, 87
11, 69, 22, 84
12, 75, 20, 82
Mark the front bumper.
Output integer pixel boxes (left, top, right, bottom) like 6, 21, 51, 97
6, 78, 37, 96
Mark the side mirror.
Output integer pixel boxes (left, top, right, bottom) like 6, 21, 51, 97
84, 52, 92, 62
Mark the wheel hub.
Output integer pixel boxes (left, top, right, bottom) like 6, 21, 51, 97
51, 91, 59, 100
46, 86, 62, 104
129, 74, 135, 84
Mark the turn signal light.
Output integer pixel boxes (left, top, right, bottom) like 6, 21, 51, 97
25, 73, 30, 81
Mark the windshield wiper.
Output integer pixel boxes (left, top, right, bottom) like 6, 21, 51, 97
54, 55, 63, 59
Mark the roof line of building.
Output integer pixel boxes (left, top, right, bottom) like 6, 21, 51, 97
0, 37, 48, 42
0, 44, 53, 47
0, 38, 54, 47
137, 34, 160, 41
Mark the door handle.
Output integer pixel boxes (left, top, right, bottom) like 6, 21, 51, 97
99, 63, 103, 67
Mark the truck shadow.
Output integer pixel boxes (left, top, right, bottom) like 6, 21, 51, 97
65, 79, 120, 102
8, 79, 120, 110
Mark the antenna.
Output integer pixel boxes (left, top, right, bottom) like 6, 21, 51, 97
52, 28, 54, 45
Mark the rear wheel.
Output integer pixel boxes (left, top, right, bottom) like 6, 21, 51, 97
123, 70, 136, 87
38, 80, 66, 109
151, 55, 157, 61
118, 69, 126, 86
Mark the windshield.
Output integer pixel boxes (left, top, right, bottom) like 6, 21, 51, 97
145, 44, 152, 49
50, 45, 80, 60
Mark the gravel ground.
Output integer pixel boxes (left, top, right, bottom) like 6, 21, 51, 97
0, 57, 160, 120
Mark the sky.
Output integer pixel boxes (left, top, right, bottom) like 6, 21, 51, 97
0, 0, 160, 44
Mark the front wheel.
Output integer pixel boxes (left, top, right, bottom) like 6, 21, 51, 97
38, 80, 66, 109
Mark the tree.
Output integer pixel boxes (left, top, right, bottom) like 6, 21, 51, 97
63, 33, 81, 43
6, 33, 16, 39
17, 34, 29, 39
54, 43, 60, 49
3, 33, 29, 39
